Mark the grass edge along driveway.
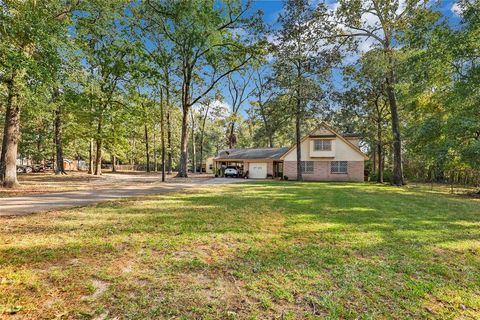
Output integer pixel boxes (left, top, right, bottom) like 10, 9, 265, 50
1, 181, 479, 319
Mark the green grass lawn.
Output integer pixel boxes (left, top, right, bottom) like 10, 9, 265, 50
1, 182, 480, 319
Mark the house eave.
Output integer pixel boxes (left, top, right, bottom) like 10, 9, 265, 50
214, 158, 280, 162
309, 135, 336, 138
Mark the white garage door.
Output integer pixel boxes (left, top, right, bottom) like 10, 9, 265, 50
249, 163, 267, 179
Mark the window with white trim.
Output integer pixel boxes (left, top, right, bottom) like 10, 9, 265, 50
301, 161, 314, 174
314, 139, 332, 151
331, 161, 348, 174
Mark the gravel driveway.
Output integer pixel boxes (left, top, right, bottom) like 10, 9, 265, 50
0, 176, 243, 216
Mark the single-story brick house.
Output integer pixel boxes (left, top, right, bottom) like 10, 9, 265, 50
213, 123, 368, 181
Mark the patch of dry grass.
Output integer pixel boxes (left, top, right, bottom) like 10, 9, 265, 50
0, 172, 108, 197
0, 171, 213, 198
1, 182, 479, 319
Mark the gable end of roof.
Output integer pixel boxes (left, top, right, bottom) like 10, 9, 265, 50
280, 122, 368, 160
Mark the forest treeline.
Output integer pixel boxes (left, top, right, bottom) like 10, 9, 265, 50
0, 0, 478, 188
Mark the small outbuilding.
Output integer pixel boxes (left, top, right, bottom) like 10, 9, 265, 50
202, 156, 215, 174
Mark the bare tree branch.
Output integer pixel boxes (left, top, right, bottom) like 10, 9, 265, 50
190, 55, 254, 107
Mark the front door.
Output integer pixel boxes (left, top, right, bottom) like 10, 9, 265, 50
274, 161, 283, 178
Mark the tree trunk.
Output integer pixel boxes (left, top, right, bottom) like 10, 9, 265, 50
378, 146, 384, 183
178, 106, 189, 177
377, 120, 384, 183
94, 118, 103, 175
51, 120, 56, 173
54, 102, 66, 175
199, 104, 210, 174
295, 97, 303, 181
199, 141, 204, 173
130, 137, 135, 166
166, 109, 172, 174
144, 123, 150, 173
153, 126, 157, 172
177, 69, 192, 178
385, 84, 403, 185
247, 118, 254, 145
191, 110, 196, 173
382, 151, 386, 182
372, 146, 377, 175
295, 61, 303, 182
258, 102, 273, 148
88, 138, 94, 174
228, 122, 236, 149
160, 88, 165, 182
164, 68, 173, 175
385, 50, 404, 186
0, 119, 8, 181
1, 75, 21, 188
112, 154, 116, 173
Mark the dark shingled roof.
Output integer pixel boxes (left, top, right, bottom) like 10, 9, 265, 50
214, 147, 290, 160
343, 133, 360, 138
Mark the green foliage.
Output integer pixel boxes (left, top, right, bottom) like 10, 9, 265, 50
325, 0, 479, 184
0, 1, 68, 81
0, 0, 478, 182
401, 0, 480, 180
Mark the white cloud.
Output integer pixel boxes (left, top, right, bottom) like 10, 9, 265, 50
192, 99, 230, 119
451, 2, 462, 16
324, 0, 382, 60
358, 37, 376, 53
362, 11, 381, 29
211, 99, 230, 114
266, 33, 279, 46
396, 0, 407, 15
326, 0, 340, 12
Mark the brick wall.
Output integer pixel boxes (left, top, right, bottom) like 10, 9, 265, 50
284, 161, 364, 182
267, 162, 273, 176
284, 161, 298, 180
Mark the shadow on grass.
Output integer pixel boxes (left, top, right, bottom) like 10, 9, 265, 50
3, 181, 479, 265
1, 181, 479, 318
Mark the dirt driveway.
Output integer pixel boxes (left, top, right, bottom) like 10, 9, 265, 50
0, 173, 243, 216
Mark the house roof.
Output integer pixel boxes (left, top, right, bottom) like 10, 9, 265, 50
342, 133, 360, 138
214, 147, 290, 161
214, 123, 367, 162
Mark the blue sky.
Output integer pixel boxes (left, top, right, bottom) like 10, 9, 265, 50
250, 0, 460, 24
220, 0, 462, 116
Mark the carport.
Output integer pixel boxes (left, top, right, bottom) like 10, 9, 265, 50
213, 147, 289, 179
